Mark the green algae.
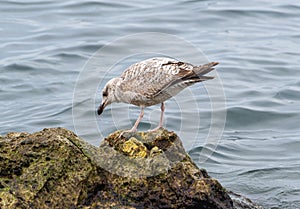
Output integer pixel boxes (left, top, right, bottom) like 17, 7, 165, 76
0, 127, 246, 209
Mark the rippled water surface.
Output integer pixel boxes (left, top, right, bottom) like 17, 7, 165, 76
1, 0, 300, 208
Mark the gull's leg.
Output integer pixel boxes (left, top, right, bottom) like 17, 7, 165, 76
158, 102, 165, 128
130, 106, 144, 132
149, 102, 165, 132
119, 106, 144, 137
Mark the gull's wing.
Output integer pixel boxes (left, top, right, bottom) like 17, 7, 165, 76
119, 57, 217, 98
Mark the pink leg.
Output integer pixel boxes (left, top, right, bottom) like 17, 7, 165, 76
130, 107, 144, 132
119, 107, 144, 137
149, 103, 165, 132
158, 102, 165, 128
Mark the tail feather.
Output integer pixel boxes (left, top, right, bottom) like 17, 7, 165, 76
152, 61, 218, 98
184, 61, 218, 81
193, 62, 219, 76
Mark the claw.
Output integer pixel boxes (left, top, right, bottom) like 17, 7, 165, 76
118, 129, 136, 138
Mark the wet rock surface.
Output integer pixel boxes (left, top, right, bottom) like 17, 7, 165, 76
0, 128, 263, 209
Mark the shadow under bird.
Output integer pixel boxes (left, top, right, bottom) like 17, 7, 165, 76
97, 57, 218, 133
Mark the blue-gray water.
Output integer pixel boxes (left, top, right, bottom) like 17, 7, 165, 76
1, 0, 300, 208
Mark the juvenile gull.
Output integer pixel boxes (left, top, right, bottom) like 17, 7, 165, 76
97, 57, 218, 132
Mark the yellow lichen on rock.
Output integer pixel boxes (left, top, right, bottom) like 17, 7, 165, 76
122, 137, 147, 158
150, 146, 162, 157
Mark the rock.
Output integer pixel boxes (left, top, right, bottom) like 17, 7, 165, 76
0, 128, 263, 209
229, 191, 264, 209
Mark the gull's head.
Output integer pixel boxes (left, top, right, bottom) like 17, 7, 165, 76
97, 77, 120, 115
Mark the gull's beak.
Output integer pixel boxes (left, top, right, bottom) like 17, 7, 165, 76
97, 100, 107, 115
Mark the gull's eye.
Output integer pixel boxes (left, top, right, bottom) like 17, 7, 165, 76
102, 92, 108, 97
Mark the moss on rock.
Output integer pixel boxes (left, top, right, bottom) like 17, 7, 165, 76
0, 128, 262, 209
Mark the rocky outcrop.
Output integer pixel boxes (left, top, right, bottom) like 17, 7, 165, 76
0, 128, 262, 209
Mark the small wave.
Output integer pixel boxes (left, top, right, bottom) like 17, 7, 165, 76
274, 87, 300, 101
238, 167, 288, 177
62, 1, 133, 9
226, 106, 295, 128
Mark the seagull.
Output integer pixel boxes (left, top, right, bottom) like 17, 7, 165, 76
97, 57, 218, 133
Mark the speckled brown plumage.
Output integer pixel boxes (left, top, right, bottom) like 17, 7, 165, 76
97, 57, 218, 132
